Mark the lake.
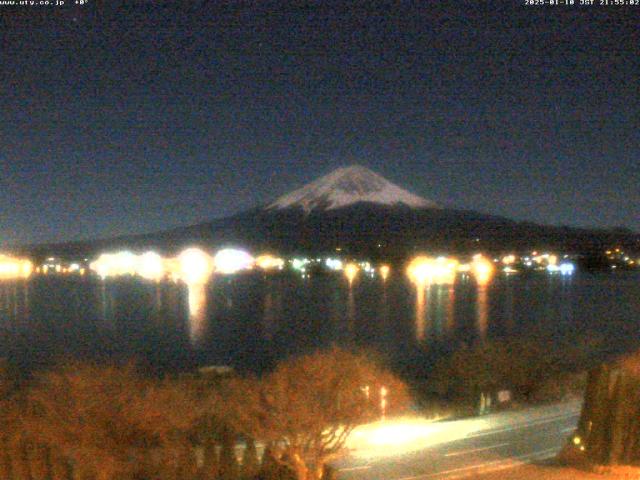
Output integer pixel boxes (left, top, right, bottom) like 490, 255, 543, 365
0, 270, 639, 373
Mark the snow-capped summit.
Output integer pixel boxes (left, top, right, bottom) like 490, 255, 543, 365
267, 165, 438, 212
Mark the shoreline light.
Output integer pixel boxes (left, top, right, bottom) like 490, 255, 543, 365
559, 262, 575, 275
179, 248, 214, 283
255, 254, 285, 271
325, 258, 343, 271
291, 258, 310, 272
90, 251, 137, 279
407, 256, 458, 286
137, 251, 165, 281
0, 255, 33, 280
471, 254, 494, 286
502, 254, 516, 265
379, 264, 390, 282
213, 248, 253, 275
344, 263, 359, 286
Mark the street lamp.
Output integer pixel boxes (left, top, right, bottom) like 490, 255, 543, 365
380, 386, 388, 420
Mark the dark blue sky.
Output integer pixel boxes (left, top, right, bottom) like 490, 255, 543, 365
1, 1, 638, 245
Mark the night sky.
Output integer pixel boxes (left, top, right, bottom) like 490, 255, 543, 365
1, 1, 638, 246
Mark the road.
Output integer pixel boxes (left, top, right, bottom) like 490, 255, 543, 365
335, 401, 581, 480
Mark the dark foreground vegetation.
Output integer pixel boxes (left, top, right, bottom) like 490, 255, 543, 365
427, 336, 594, 404
0, 331, 627, 480
427, 338, 640, 473
570, 351, 640, 468
399, 333, 610, 418
0, 348, 410, 480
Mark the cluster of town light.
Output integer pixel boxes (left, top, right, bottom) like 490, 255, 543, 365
407, 256, 460, 287
0, 254, 33, 280
255, 254, 285, 271
605, 248, 639, 269
34, 257, 87, 276
406, 254, 496, 287
88, 249, 390, 284
497, 251, 576, 276
89, 247, 268, 284
3, 243, 581, 286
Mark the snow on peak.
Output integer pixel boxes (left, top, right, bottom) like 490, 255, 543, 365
267, 165, 438, 212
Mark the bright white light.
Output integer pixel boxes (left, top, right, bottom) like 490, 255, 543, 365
213, 248, 253, 275
0, 255, 33, 280
115, 251, 137, 275
407, 256, 458, 286
90, 255, 110, 278
90, 251, 137, 278
137, 251, 165, 281
346, 416, 489, 459
90, 251, 166, 280
178, 248, 214, 283
292, 258, 310, 271
325, 258, 343, 271
559, 262, 575, 275
546, 264, 560, 273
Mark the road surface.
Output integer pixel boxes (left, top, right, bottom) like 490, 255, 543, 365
335, 401, 581, 480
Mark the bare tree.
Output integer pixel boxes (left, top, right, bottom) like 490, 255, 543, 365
216, 347, 411, 480
9, 350, 408, 480
0, 360, 26, 480
23, 361, 203, 480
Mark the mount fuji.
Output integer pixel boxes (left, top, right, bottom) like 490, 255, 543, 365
22, 165, 639, 260
267, 165, 438, 212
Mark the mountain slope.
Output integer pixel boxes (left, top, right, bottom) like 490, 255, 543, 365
18, 166, 639, 260
267, 165, 437, 212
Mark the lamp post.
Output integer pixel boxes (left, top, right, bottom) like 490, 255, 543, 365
380, 386, 388, 420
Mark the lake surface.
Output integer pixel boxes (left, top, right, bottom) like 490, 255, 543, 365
0, 270, 639, 373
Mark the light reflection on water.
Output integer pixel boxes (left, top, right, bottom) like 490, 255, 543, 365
0, 271, 639, 371
347, 287, 356, 337
414, 285, 427, 342
476, 285, 489, 341
263, 290, 275, 340
446, 286, 455, 335
413, 282, 462, 343
186, 282, 208, 345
